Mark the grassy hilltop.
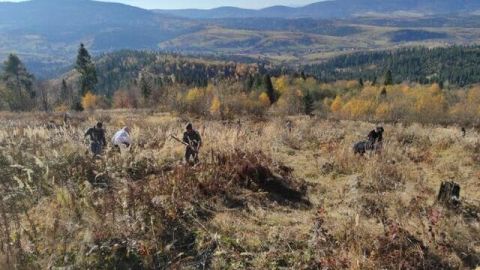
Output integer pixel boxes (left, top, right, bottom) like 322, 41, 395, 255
0, 111, 479, 269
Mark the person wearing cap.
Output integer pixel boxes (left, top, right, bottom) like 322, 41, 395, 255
85, 122, 107, 157
112, 126, 132, 150
183, 123, 202, 164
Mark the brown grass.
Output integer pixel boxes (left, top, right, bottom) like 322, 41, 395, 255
0, 110, 479, 269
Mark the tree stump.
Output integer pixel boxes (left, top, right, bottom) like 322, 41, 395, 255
437, 181, 461, 207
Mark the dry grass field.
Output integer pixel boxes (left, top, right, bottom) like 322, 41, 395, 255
0, 110, 479, 269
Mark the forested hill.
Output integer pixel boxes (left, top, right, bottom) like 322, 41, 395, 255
3, 0, 480, 78
78, 46, 480, 97
304, 46, 480, 86
82, 51, 269, 97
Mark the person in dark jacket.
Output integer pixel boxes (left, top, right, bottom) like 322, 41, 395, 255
367, 126, 384, 150
85, 122, 107, 157
183, 123, 202, 164
353, 126, 384, 156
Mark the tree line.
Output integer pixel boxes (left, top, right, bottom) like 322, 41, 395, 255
3, 44, 480, 116
0, 44, 98, 111
0, 45, 277, 111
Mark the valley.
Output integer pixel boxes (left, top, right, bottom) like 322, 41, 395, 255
1, 0, 480, 78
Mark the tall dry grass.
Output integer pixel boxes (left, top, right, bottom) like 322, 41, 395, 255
0, 110, 478, 269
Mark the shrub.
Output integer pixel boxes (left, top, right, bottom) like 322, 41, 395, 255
81, 91, 98, 111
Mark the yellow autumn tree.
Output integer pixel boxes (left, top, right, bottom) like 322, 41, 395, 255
342, 99, 375, 119
273, 76, 289, 94
330, 96, 343, 113
259, 92, 271, 107
210, 96, 221, 115
184, 87, 209, 115
276, 89, 303, 115
449, 86, 480, 124
346, 80, 360, 89
467, 86, 480, 117
375, 102, 392, 120
81, 92, 98, 111
414, 84, 447, 123
185, 87, 203, 104
428, 83, 441, 95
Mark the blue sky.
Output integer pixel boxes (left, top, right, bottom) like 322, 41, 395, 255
1, 0, 321, 9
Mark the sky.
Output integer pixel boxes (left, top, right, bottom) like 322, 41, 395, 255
0, 0, 321, 9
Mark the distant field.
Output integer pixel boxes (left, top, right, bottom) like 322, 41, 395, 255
157, 24, 480, 66
3, 15, 480, 77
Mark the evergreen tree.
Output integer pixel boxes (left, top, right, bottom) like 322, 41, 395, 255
75, 43, 98, 96
380, 87, 387, 99
60, 79, 71, 105
263, 74, 276, 104
244, 74, 254, 91
37, 81, 50, 112
300, 71, 307, 80
253, 74, 263, 89
71, 95, 84, 112
1, 54, 35, 111
140, 75, 152, 101
384, 70, 393, 86
303, 90, 314, 116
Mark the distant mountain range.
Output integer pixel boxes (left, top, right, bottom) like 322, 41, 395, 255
156, 0, 480, 19
0, 0, 480, 78
0, 0, 198, 50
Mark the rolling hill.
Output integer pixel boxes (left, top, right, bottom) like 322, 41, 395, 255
1, 0, 480, 79
0, 0, 199, 48
55, 45, 480, 99
303, 45, 480, 86
156, 0, 480, 19
0, 0, 201, 77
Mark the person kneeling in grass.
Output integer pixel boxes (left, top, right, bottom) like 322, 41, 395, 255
112, 126, 131, 151
85, 122, 107, 157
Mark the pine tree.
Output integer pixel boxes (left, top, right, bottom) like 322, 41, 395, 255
75, 43, 98, 96
60, 79, 71, 105
263, 74, 276, 104
380, 87, 387, 99
439, 80, 444, 90
300, 71, 307, 80
384, 70, 393, 86
2, 54, 35, 111
71, 96, 84, 112
140, 75, 152, 101
303, 91, 314, 116
37, 81, 50, 112
253, 74, 263, 89
244, 74, 254, 91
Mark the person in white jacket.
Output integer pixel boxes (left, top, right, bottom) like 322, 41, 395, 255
112, 126, 131, 149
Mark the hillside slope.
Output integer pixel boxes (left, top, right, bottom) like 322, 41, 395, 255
157, 0, 480, 19
1, 0, 480, 78
59, 50, 268, 97
304, 46, 480, 86
1, 113, 479, 268
0, 0, 201, 77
